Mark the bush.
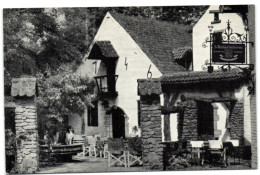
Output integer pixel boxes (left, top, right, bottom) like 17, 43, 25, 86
5, 129, 16, 173
5, 129, 27, 173
167, 154, 191, 170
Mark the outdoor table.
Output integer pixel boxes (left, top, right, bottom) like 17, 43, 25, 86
190, 141, 205, 165
207, 140, 227, 167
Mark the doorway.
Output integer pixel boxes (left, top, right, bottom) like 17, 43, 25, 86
111, 107, 125, 138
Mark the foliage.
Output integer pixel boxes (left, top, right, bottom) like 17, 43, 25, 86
37, 67, 96, 139
5, 129, 27, 173
167, 154, 191, 170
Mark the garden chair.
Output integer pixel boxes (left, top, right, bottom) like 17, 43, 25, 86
103, 142, 109, 158
107, 138, 127, 167
190, 141, 205, 165
96, 140, 105, 158
127, 137, 143, 167
85, 136, 97, 157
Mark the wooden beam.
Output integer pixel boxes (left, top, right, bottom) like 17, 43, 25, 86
161, 106, 179, 114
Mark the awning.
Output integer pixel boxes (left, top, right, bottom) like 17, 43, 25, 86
88, 41, 119, 60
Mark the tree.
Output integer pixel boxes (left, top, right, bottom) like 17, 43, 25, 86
37, 65, 96, 140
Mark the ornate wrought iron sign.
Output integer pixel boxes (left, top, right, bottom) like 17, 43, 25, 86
212, 44, 245, 63
202, 20, 253, 70
202, 20, 255, 95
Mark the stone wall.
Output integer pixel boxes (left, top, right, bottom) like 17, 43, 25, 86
140, 95, 164, 170
229, 100, 244, 143
229, 100, 246, 158
15, 97, 39, 173
177, 100, 198, 141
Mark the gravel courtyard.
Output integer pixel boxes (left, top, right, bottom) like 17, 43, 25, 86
38, 156, 147, 174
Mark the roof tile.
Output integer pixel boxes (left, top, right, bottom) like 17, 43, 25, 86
161, 69, 245, 84
138, 78, 162, 95
11, 78, 37, 97
110, 12, 192, 74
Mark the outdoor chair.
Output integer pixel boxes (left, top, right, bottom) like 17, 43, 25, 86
103, 142, 109, 159
127, 137, 143, 167
190, 141, 205, 165
96, 140, 105, 158
107, 138, 127, 167
223, 140, 240, 165
83, 136, 97, 157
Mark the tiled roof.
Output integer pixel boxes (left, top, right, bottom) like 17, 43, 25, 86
11, 78, 37, 97
172, 47, 192, 60
88, 41, 119, 59
138, 78, 162, 95
161, 69, 245, 84
110, 12, 192, 74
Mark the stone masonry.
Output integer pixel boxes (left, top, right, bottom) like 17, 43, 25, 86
11, 78, 39, 173
229, 100, 245, 157
229, 100, 244, 143
140, 95, 164, 170
15, 98, 39, 173
177, 100, 198, 141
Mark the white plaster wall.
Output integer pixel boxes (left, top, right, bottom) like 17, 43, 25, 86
68, 114, 82, 135
91, 12, 163, 134
161, 115, 165, 142
214, 102, 230, 141
170, 113, 178, 142
193, 5, 250, 71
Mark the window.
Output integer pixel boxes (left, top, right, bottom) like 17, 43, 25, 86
88, 102, 98, 126
197, 101, 214, 137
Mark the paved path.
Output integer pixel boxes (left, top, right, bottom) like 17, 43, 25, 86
38, 156, 146, 174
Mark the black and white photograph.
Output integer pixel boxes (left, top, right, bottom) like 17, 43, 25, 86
1, 1, 257, 174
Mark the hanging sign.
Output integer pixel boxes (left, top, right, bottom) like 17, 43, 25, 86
212, 44, 245, 63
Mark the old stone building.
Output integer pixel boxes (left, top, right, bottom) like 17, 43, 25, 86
69, 12, 193, 139
137, 5, 256, 169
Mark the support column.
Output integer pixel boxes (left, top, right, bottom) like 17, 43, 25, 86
11, 78, 39, 173
140, 95, 164, 170
138, 79, 163, 170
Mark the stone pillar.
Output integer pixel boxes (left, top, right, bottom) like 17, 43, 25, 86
138, 78, 163, 170
177, 100, 198, 141
15, 98, 38, 173
140, 95, 164, 170
11, 78, 38, 173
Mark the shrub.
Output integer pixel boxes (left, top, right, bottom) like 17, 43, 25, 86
167, 154, 191, 170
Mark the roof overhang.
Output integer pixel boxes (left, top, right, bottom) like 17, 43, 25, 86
88, 41, 119, 60
161, 69, 245, 85
11, 78, 38, 97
